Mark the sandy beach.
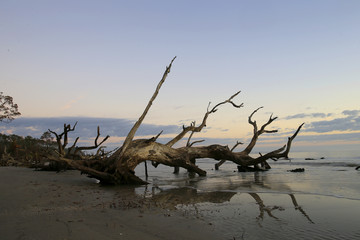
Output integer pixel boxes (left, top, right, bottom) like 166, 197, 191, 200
0, 167, 222, 240
1, 156, 360, 240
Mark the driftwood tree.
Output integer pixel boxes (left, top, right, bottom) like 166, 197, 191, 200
48, 122, 109, 160
50, 57, 304, 184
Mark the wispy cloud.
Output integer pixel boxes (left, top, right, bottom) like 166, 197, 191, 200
284, 112, 333, 120
342, 110, 360, 117
306, 116, 360, 133
282, 110, 360, 133
305, 109, 360, 133
25, 126, 38, 132
61, 95, 84, 110
173, 105, 184, 110
257, 131, 360, 143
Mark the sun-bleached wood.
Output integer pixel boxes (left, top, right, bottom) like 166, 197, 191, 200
49, 58, 303, 184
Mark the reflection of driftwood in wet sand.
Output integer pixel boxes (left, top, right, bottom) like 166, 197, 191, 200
150, 187, 236, 210
239, 172, 314, 224
249, 193, 280, 221
289, 194, 314, 224
249, 193, 314, 224
136, 186, 314, 225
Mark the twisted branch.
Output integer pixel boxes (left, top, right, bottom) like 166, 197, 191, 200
48, 122, 78, 156
166, 91, 243, 147
73, 126, 110, 155
242, 108, 277, 155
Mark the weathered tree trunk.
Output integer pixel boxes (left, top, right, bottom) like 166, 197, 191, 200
49, 57, 304, 185
215, 141, 242, 170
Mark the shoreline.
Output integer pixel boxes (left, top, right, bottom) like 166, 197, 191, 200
0, 167, 222, 240
1, 166, 360, 239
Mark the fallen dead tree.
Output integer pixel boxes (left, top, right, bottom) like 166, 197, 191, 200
49, 57, 303, 184
48, 122, 109, 160
44, 122, 109, 171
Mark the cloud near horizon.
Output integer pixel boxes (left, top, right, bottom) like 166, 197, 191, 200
0, 117, 181, 139
284, 112, 333, 120
304, 110, 360, 133
282, 109, 360, 134
1, 114, 359, 152
342, 110, 360, 117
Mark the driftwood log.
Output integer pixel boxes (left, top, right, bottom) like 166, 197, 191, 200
49, 57, 304, 184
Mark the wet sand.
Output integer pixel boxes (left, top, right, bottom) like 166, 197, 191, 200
0, 167, 222, 240
1, 163, 360, 239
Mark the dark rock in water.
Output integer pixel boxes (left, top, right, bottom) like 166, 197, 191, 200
356, 166, 360, 170
288, 168, 305, 172
237, 165, 267, 172
305, 157, 325, 160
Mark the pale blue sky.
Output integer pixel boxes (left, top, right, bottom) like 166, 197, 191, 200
1, 0, 360, 151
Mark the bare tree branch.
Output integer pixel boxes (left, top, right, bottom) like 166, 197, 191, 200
185, 121, 206, 147
48, 122, 77, 156
242, 108, 277, 155
74, 126, 110, 155
188, 140, 205, 147
49, 123, 109, 159
42, 59, 304, 185
117, 57, 176, 162
47, 155, 115, 183
146, 131, 163, 143
250, 123, 305, 164
282, 123, 304, 159
67, 137, 80, 156
166, 91, 243, 147
63, 122, 77, 150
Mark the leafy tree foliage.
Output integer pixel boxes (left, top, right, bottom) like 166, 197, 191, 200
0, 92, 21, 123
0, 132, 57, 167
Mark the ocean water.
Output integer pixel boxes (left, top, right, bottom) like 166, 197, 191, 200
134, 151, 360, 198
133, 151, 360, 239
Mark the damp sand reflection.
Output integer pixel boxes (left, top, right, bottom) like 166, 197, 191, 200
125, 170, 360, 239
134, 170, 312, 220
